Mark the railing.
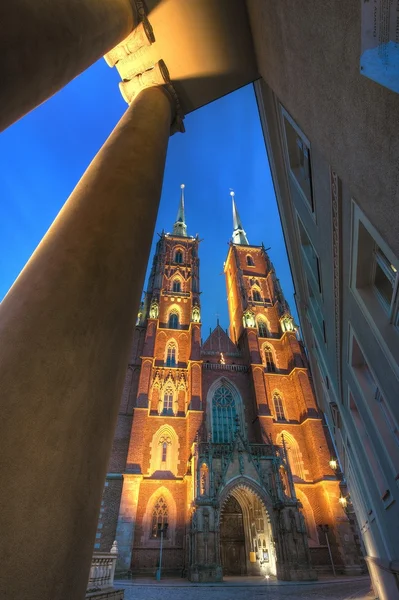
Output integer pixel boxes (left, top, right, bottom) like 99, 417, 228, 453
248, 443, 274, 458
87, 542, 118, 593
162, 290, 191, 298
197, 441, 274, 459
202, 362, 248, 372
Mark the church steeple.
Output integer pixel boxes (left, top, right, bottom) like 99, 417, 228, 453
172, 184, 188, 237
230, 191, 249, 245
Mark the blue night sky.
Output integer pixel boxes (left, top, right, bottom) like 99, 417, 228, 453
0, 59, 296, 338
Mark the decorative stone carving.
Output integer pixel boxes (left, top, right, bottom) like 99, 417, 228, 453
149, 300, 159, 319
192, 306, 201, 323
280, 313, 297, 333
243, 309, 255, 328
104, 2, 184, 134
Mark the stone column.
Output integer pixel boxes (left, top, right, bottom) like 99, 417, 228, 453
115, 475, 142, 575
0, 0, 138, 131
0, 85, 174, 600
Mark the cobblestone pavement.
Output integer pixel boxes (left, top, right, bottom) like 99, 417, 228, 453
117, 576, 374, 600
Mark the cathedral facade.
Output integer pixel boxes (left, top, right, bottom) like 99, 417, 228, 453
98, 188, 362, 581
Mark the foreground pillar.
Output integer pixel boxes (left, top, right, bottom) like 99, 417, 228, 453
0, 0, 139, 131
0, 85, 173, 599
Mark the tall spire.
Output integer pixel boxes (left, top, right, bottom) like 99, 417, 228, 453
230, 190, 249, 245
172, 184, 187, 237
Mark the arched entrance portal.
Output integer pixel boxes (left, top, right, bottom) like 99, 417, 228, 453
220, 485, 276, 577
220, 496, 246, 575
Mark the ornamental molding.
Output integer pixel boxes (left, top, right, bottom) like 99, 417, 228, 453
330, 169, 342, 393
104, 1, 184, 134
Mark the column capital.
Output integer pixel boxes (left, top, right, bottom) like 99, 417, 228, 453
104, 5, 185, 134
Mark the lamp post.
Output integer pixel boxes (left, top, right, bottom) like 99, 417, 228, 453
156, 523, 168, 581
320, 524, 336, 577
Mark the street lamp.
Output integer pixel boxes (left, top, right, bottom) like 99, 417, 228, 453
339, 494, 348, 509
329, 458, 338, 471
155, 523, 168, 581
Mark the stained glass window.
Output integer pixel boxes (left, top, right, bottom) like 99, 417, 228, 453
258, 320, 268, 338
163, 388, 173, 413
274, 393, 286, 421
172, 280, 181, 293
151, 496, 168, 538
252, 289, 262, 302
165, 342, 177, 367
264, 345, 276, 372
168, 313, 179, 329
212, 386, 238, 443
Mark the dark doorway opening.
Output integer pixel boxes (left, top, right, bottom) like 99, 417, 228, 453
220, 495, 247, 575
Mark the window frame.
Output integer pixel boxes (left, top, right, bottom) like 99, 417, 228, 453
165, 342, 177, 367
273, 392, 286, 421
264, 344, 276, 373
174, 250, 183, 264
168, 312, 179, 330
350, 201, 399, 377
172, 279, 181, 293
296, 215, 322, 295
252, 288, 262, 302
281, 106, 315, 216
163, 389, 174, 414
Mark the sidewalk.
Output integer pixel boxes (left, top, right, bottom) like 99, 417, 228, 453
116, 574, 372, 587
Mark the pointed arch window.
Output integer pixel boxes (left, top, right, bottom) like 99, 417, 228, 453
212, 385, 239, 443
264, 345, 276, 372
273, 392, 286, 421
163, 388, 174, 413
161, 441, 168, 462
172, 280, 181, 293
151, 497, 168, 538
175, 250, 183, 264
165, 342, 177, 367
258, 320, 268, 338
247, 255, 254, 266
168, 312, 179, 329
252, 289, 262, 302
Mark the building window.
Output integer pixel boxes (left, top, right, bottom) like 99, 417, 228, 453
350, 331, 399, 475
151, 496, 168, 538
273, 392, 286, 421
247, 255, 254, 266
163, 389, 174, 413
161, 441, 168, 462
168, 312, 179, 329
264, 345, 276, 372
297, 217, 321, 292
351, 204, 399, 368
165, 342, 177, 367
252, 289, 262, 302
212, 385, 239, 443
258, 319, 268, 338
174, 250, 183, 264
355, 220, 399, 324
282, 109, 313, 210
172, 280, 181, 293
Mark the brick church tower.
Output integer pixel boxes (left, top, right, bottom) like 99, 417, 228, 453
97, 189, 362, 581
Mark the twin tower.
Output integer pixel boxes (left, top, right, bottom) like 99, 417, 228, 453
98, 187, 362, 581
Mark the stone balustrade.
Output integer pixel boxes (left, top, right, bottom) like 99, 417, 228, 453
87, 543, 118, 594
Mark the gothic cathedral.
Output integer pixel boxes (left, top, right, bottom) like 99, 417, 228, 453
98, 187, 362, 581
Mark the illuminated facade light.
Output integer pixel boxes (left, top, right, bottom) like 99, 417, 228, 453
329, 458, 338, 470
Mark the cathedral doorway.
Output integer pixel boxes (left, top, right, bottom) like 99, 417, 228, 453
219, 485, 276, 577
220, 496, 246, 575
